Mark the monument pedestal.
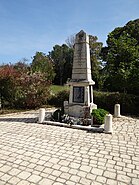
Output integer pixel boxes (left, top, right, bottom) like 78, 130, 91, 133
64, 82, 97, 117
64, 30, 97, 118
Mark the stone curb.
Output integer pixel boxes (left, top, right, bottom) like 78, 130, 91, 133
42, 120, 104, 133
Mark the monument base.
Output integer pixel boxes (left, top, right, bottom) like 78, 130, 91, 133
64, 102, 97, 118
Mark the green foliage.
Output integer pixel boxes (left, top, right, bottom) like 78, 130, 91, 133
48, 89, 139, 116
15, 72, 51, 109
0, 64, 20, 107
49, 44, 73, 85
50, 85, 70, 95
91, 108, 108, 125
101, 19, 139, 94
94, 91, 139, 115
89, 35, 103, 89
31, 52, 55, 81
48, 34, 103, 87
0, 61, 52, 109
48, 90, 69, 107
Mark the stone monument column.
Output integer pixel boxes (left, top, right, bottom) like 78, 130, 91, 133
64, 30, 97, 117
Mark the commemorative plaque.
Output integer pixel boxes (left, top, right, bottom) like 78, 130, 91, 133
73, 86, 84, 103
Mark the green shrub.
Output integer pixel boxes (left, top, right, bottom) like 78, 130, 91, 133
48, 90, 69, 107
91, 108, 108, 125
48, 89, 139, 116
0, 63, 51, 109
94, 91, 139, 115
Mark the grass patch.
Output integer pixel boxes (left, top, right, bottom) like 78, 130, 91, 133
50, 85, 70, 95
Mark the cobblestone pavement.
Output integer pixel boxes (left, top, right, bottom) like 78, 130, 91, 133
0, 110, 139, 185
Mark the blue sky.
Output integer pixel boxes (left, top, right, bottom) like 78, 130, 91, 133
0, 0, 139, 64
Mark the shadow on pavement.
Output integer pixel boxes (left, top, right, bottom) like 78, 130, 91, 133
0, 117, 38, 123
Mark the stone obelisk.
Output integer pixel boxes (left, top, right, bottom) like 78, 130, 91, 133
64, 30, 97, 117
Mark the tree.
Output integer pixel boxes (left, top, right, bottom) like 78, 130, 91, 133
89, 35, 103, 89
31, 52, 55, 82
65, 34, 103, 88
0, 60, 52, 109
101, 19, 139, 95
48, 44, 74, 85
16, 72, 51, 108
65, 34, 75, 48
0, 64, 20, 107
13, 59, 30, 74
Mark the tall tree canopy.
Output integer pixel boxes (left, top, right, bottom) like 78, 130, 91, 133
101, 19, 139, 95
89, 35, 103, 89
50, 34, 103, 87
48, 44, 74, 85
31, 52, 55, 82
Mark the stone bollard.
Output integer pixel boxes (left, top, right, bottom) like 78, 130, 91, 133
91, 116, 93, 127
38, 108, 45, 123
104, 114, 113, 134
64, 101, 69, 115
64, 101, 68, 107
114, 104, 121, 117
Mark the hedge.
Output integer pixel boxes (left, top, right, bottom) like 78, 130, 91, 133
94, 91, 139, 115
48, 90, 139, 116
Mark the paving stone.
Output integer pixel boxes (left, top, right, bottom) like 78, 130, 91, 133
91, 168, 103, 176
58, 160, 70, 166
68, 169, 78, 175
86, 173, 96, 180
35, 165, 45, 172
43, 167, 53, 174
59, 166, 69, 172
77, 170, 87, 178
96, 176, 107, 183
56, 177, 66, 183
1, 174, 12, 181
91, 181, 102, 185
0, 110, 139, 185
40, 172, 49, 178
17, 171, 31, 180
8, 168, 21, 176
53, 182, 63, 185
117, 174, 131, 183
48, 174, 57, 181
28, 174, 42, 183
17, 180, 30, 185
49, 157, 60, 164
70, 175, 80, 182
79, 177, 91, 185
39, 178, 53, 185
69, 162, 80, 169
65, 180, 76, 185
0, 165, 11, 173
60, 172, 71, 179
132, 178, 139, 185
107, 179, 118, 185
0, 171, 4, 177
123, 167, 132, 173
8, 176, 21, 184
126, 163, 135, 169
103, 171, 116, 179
51, 169, 62, 177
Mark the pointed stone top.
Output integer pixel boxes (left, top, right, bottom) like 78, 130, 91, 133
77, 30, 86, 37
75, 30, 88, 44
78, 30, 86, 34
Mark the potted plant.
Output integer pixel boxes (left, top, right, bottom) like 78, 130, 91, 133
91, 108, 108, 127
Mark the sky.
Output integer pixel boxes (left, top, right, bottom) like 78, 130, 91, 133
0, 0, 139, 64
